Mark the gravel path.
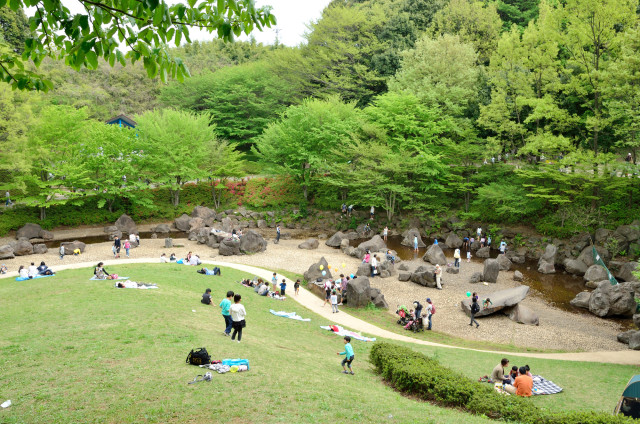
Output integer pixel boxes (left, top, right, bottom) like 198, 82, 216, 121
0, 234, 632, 353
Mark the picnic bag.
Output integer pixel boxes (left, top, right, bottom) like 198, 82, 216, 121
186, 347, 211, 366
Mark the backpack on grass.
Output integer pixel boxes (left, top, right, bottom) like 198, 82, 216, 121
186, 348, 211, 366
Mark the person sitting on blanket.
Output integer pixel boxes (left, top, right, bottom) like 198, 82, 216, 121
37, 261, 53, 275
169, 253, 176, 262
258, 282, 269, 296
189, 254, 201, 266
254, 279, 264, 293
508, 366, 519, 384
18, 265, 30, 279
94, 262, 110, 280
513, 366, 533, 397
160, 253, 169, 263
524, 365, 532, 377
186, 252, 192, 263
491, 358, 511, 384
201, 288, 212, 305
28, 262, 39, 278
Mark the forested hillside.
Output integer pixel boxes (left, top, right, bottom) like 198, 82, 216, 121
1, 0, 640, 244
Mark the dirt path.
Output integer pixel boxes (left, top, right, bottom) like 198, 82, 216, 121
3, 258, 638, 365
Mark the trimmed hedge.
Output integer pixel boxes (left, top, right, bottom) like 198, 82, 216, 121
369, 342, 633, 424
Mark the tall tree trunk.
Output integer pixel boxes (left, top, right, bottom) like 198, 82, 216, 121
40, 207, 46, 221
173, 176, 181, 207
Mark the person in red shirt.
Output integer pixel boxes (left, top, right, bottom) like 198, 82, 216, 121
513, 366, 533, 397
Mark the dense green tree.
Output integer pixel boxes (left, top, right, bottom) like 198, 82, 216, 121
0, 81, 33, 182
496, 0, 539, 31
0, 7, 29, 52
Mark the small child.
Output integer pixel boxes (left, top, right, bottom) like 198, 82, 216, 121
466, 250, 471, 263
294, 279, 300, 295
280, 279, 287, 297
0, 264, 7, 274
331, 290, 339, 313
483, 298, 493, 309
337, 335, 354, 375
124, 240, 131, 258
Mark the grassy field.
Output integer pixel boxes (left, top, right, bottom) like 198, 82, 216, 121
0, 264, 635, 423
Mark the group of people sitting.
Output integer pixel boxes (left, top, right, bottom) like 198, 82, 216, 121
159, 252, 201, 266
93, 262, 118, 280
18, 261, 54, 279
237, 274, 295, 300
490, 358, 533, 397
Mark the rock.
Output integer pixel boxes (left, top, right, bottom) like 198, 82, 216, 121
504, 304, 539, 326
446, 267, 459, 274
154, 224, 171, 233
401, 228, 426, 248
538, 260, 555, 274
165, 238, 173, 248
357, 235, 387, 253
356, 262, 372, 277
372, 294, 389, 309
104, 225, 119, 234
410, 265, 436, 287
577, 245, 610, 267
188, 218, 205, 232
617, 330, 637, 344
16, 223, 42, 240
470, 241, 481, 251
218, 237, 241, 256
539, 244, 558, 264
398, 272, 412, 281
588, 281, 637, 317
422, 244, 447, 265
476, 246, 490, 258
340, 239, 350, 253
634, 314, 640, 328
445, 233, 462, 249
585, 280, 599, 289
497, 254, 512, 271
40, 230, 54, 241
174, 214, 191, 232
191, 206, 216, 220
33, 244, 47, 254
60, 240, 86, 253
114, 214, 137, 235
239, 230, 267, 254
12, 240, 33, 256
192, 227, 210, 244
595, 228, 611, 244
257, 219, 267, 229
629, 332, 640, 350
398, 263, 410, 271
377, 258, 395, 278
483, 258, 500, 283
616, 224, 640, 242
584, 265, 608, 283
326, 231, 346, 248
345, 276, 372, 307
469, 272, 483, 284
570, 291, 591, 309
298, 239, 319, 250
460, 285, 530, 317
513, 270, 523, 282
616, 262, 639, 282
205, 235, 219, 249
0, 245, 15, 259
564, 259, 588, 276
303, 257, 332, 282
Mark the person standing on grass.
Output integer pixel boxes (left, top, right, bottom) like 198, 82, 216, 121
337, 335, 355, 375
331, 290, 339, 313
280, 279, 287, 297
470, 297, 480, 328
425, 298, 434, 330
229, 294, 246, 343
271, 272, 278, 289
454, 248, 461, 268
294, 279, 300, 295
275, 225, 281, 244
220, 291, 234, 337
113, 236, 121, 259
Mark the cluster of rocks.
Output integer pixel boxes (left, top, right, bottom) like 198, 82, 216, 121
325, 232, 397, 278
304, 257, 388, 309
460, 286, 539, 325
570, 281, 639, 317
103, 214, 139, 241
0, 223, 55, 259
617, 314, 640, 350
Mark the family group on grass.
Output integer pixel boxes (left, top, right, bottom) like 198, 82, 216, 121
489, 358, 534, 397
16, 261, 54, 279
396, 298, 436, 332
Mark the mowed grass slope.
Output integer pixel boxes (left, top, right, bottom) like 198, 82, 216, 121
0, 264, 635, 423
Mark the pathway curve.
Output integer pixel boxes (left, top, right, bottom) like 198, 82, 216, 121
3, 258, 639, 365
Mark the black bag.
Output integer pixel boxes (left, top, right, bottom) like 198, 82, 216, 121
186, 347, 210, 366
471, 303, 480, 314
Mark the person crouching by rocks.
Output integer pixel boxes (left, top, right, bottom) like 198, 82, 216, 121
201, 288, 212, 305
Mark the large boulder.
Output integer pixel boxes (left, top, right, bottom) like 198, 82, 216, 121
188, 217, 205, 232
577, 245, 610, 267
239, 230, 267, 254
191, 206, 216, 220
340, 239, 351, 253
174, 214, 191, 232
221, 217, 235, 233
153, 223, 171, 233
476, 246, 490, 258
205, 235, 219, 249
356, 262, 372, 277
0, 245, 15, 259
595, 228, 612, 245
615, 224, 640, 242
422, 244, 447, 265
629, 332, 640, 350
398, 272, 412, 281
326, 231, 346, 248
616, 262, 639, 283
634, 314, 640, 328
588, 281, 637, 317
445, 233, 462, 249
538, 260, 555, 274
539, 244, 558, 265
469, 272, 483, 284
570, 291, 591, 309
497, 254, 512, 271
504, 304, 539, 326
410, 265, 436, 287
16, 223, 42, 240
357, 235, 387, 253
460, 285, 530, 317
60, 240, 86, 253
40, 230, 54, 241
372, 293, 389, 309
513, 270, 523, 282
219, 237, 241, 256
256, 219, 267, 229
12, 240, 33, 256
303, 257, 332, 282
483, 258, 500, 283
298, 239, 319, 250
401, 228, 426, 248
617, 330, 638, 345
564, 259, 588, 276
33, 244, 47, 254
446, 267, 459, 274
584, 265, 608, 283
191, 227, 210, 244
114, 214, 137, 235
377, 258, 395, 278
345, 277, 372, 307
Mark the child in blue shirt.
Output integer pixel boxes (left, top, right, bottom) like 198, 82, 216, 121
219, 291, 234, 336
337, 336, 355, 375
280, 279, 287, 296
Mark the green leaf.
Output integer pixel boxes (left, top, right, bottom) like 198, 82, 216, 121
8, 0, 19, 10
175, 29, 182, 46
86, 50, 98, 68
188, 0, 197, 6
217, 0, 224, 15
0, 0, 7, 8
153, 5, 164, 26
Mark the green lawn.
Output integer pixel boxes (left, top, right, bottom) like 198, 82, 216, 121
0, 264, 634, 423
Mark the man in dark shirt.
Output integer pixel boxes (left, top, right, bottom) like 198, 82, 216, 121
201, 288, 212, 305
113, 236, 121, 258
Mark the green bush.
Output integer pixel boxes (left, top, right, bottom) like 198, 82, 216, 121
369, 342, 633, 424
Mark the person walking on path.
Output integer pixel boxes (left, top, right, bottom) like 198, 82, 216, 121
275, 225, 281, 244
294, 279, 300, 295
383, 226, 388, 242
425, 298, 434, 330
220, 291, 234, 336
470, 297, 480, 328
337, 336, 355, 375
59, 244, 65, 260
434, 264, 442, 290
229, 294, 246, 343
331, 290, 339, 313
454, 248, 461, 268
113, 236, 121, 259
477, 227, 482, 239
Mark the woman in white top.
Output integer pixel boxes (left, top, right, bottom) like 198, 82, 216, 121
434, 264, 442, 290
18, 265, 29, 279
229, 294, 247, 342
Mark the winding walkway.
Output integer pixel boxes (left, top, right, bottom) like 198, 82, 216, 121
3, 258, 639, 365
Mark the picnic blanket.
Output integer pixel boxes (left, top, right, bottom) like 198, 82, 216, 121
320, 325, 376, 342
90, 276, 129, 281
532, 375, 563, 395
114, 281, 158, 289
15, 274, 55, 281
270, 309, 310, 322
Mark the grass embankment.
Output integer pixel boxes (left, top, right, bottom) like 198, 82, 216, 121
0, 264, 634, 423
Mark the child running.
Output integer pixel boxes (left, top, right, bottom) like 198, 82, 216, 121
337, 335, 354, 375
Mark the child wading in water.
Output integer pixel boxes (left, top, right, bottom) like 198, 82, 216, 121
337, 335, 354, 375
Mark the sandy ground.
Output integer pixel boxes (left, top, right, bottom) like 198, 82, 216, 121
0, 232, 631, 352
